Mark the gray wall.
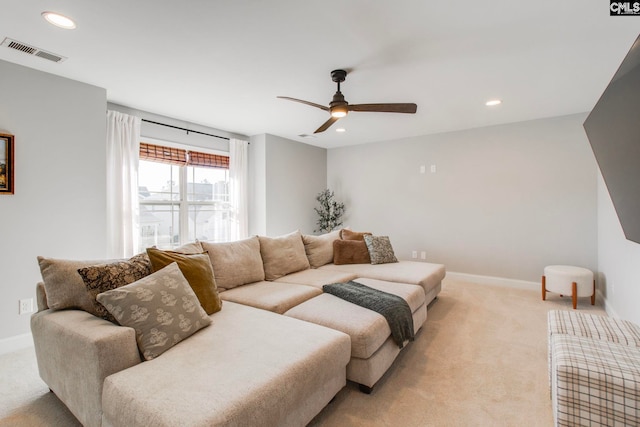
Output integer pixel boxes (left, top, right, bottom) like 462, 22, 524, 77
249, 134, 267, 235
597, 171, 640, 324
248, 134, 327, 237
0, 60, 107, 342
327, 113, 598, 283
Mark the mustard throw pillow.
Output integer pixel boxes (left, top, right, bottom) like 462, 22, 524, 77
146, 248, 222, 315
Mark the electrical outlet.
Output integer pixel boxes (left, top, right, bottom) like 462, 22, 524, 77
19, 298, 33, 315
412, 251, 418, 259
420, 251, 427, 260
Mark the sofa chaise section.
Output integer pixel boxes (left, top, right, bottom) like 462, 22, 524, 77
101, 301, 351, 427
285, 277, 427, 392
318, 260, 445, 304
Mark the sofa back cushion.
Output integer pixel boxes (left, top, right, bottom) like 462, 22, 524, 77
36, 243, 205, 313
173, 241, 204, 254
37, 256, 117, 312
200, 236, 265, 291
259, 230, 310, 280
302, 229, 342, 268
146, 248, 222, 315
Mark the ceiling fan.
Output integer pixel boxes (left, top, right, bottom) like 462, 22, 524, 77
278, 69, 417, 134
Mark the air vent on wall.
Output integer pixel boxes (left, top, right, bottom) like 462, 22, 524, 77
1, 37, 66, 63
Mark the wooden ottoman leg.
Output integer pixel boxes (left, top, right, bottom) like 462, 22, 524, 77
572, 282, 577, 309
542, 275, 546, 301
591, 279, 596, 305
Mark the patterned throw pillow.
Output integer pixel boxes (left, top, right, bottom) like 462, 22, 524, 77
96, 262, 212, 361
364, 235, 399, 265
77, 253, 152, 322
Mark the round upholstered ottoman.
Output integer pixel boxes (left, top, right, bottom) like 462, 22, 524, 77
542, 265, 595, 309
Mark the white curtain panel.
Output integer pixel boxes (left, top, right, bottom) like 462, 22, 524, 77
106, 110, 141, 258
229, 138, 249, 241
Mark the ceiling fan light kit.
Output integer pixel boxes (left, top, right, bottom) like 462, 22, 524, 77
278, 69, 417, 134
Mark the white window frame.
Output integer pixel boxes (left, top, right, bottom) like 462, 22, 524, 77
138, 137, 230, 250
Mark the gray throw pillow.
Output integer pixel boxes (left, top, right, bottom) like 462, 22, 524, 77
364, 235, 398, 265
97, 262, 212, 361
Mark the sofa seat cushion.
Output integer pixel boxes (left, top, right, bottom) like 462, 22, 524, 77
284, 279, 425, 359
350, 278, 426, 313
274, 269, 358, 289
102, 302, 351, 427
318, 260, 445, 296
219, 281, 321, 314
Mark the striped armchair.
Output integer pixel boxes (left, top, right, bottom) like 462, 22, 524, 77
547, 310, 640, 426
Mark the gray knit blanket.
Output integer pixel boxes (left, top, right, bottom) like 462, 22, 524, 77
322, 281, 414, 348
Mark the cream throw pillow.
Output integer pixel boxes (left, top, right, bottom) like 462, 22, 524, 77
97, 262, 212, 361
302, 229, 342, 268
200, 236, 265, 291
258, 230, 310, 280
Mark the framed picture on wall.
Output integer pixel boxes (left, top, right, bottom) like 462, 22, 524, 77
0, 133, 14, 195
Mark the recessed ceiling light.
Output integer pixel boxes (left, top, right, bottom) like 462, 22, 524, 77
336, 128, 346, 133
42, 12, 76, 29
485, 99, 502, 106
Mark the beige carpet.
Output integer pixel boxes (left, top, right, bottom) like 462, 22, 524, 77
0, 278, 605, 427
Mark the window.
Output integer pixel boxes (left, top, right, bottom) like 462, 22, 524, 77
138, 142, 231, 251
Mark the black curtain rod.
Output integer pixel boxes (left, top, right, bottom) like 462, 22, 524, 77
142, 119, 230, 141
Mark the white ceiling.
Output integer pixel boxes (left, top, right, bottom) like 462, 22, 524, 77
1, 1, 638, 148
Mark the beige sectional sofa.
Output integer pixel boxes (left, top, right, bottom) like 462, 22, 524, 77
31, 229, 446, 426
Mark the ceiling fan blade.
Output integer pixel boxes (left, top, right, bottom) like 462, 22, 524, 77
349, 103, 417, 114
314, 116, 340, 134
277, 96, 329, 112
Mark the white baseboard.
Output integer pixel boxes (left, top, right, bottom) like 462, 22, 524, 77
0, 333, 33, 355
444, 271, 539, 290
